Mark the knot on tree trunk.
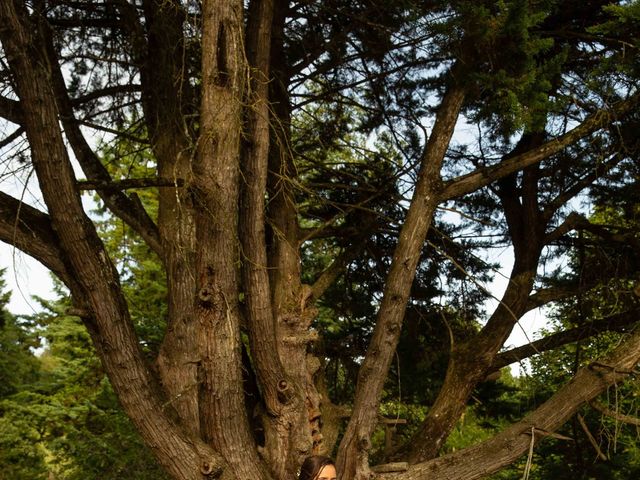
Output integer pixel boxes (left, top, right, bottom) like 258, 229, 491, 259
276, 379, 294, 404
200, 459, 223, 478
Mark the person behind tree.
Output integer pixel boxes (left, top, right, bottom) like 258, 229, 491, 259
298, 455, 337, 480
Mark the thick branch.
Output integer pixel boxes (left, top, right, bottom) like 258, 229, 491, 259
590, 400, 640, 427
336, 69, 465, 479
241, 3, 308, 476
70, 84, 141, 106
492, 310, 639, 370
561, 213, 640, 250
240, 0, 288, 417
403, 160, 547, 462
0, 95, 23, 124
0, 191, 70, 286
383, 323, 640, 480
526, 285, 581, 310
40, 22, 163, 257
0, 126, 25, 149
526, 272, 611, 311
77, 177, 184, 191
544, 211, 584, 244
439, 93, 640, 201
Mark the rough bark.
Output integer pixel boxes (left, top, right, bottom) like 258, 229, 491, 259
193, 1, 270, 478
40, 21, 163, 257
262, 1, 325, 472
239, 1, 306, 477
128, 0, 202, 438
336, 75, 466, 480
0, 2, 223, 478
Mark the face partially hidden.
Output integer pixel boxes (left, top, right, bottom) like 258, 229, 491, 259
316, 464, 337, 480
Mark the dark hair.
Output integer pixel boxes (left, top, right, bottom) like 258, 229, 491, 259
298, 455, 335, 480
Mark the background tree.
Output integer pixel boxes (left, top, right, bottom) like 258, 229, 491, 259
0, 1, 639, 479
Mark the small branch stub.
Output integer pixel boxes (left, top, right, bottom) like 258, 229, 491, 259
65, 307, 91, 317
276, 379, 294, 404
283, 330, 319, 345
200, 461, 213, 474
200, 460, 222, 477
198, 287, 213, 303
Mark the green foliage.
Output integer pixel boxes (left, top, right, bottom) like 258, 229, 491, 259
0, 270, 167, 479
0, 408, 49, 480
589, 1, 640, 76
0, 313, 41, 397
457, 0, 565, 137
0, 273, 49, 479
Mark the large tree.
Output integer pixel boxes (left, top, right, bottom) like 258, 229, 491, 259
0, 1, 639, 479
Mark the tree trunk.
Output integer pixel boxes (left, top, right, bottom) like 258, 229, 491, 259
0, 2, 223, 478
133, 0, 202, 438
336, 76, 465, 480
193, 1, 270, 478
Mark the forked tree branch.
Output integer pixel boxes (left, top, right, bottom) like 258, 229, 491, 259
39, 22, 164, 257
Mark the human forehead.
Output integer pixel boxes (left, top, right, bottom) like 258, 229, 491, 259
317, 464, 337, 480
